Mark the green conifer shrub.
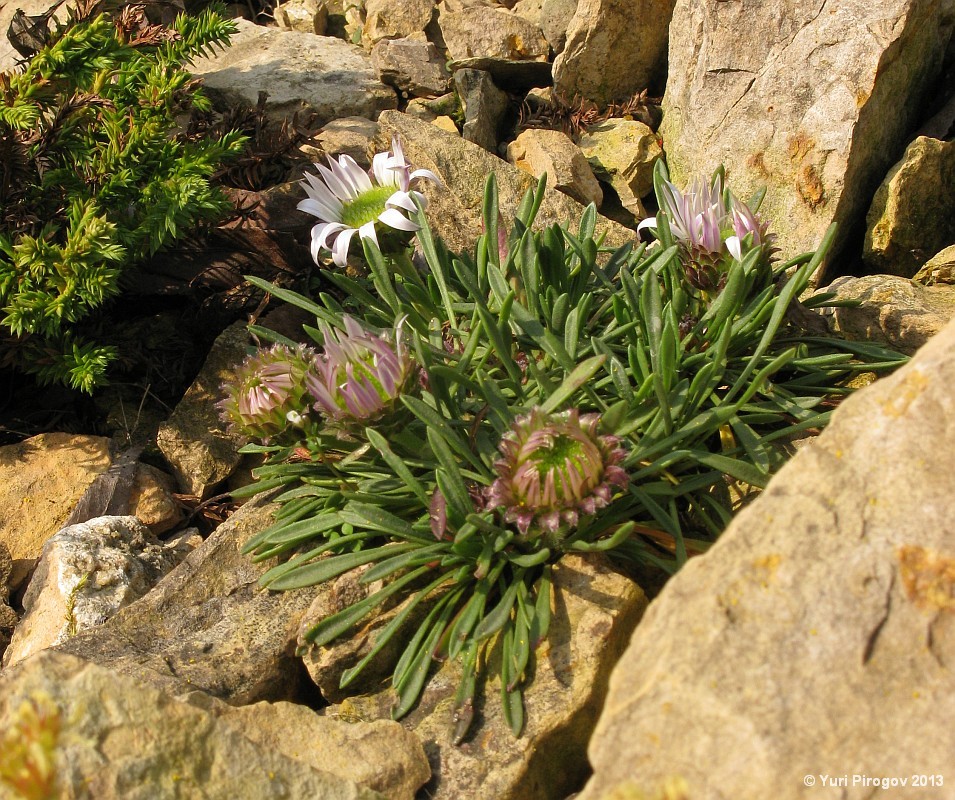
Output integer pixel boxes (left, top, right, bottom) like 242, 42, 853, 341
0, 3, 245, 391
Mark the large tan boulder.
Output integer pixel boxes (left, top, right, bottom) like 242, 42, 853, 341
362, 0, 436, 45
580, 315, 955, 800
437, 0, 549, 61
660, 0, 954, 283
818, 274, 955, 356
552, 0, 675, 106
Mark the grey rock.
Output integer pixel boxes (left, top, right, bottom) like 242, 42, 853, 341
312, 116, 381, 168
581, 312, 955, 799
454, 69, 509, 152
190, 19, 396, 126
438, 0, 549, 61
372, 37, 451, 96
0, 651, 387, 800
507, 128, 603, 207
57, 495, 317, 704
661, 0, 955, 284
816, 274, 955, 356
362, 0, 436, 45
375, 111, 635, 255
3, 516, 184, 668
913, 244, 955, 286
316, 555, 647, 800
864, 136, 955, 277
156, 322, 250, 498
553, 0, 674, 106
540, 0, 577, 54
449, 56, 553, 91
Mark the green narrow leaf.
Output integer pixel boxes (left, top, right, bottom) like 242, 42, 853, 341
266, 543, 416, 591
304, 564, 431, 644
473, 573, 523, 641
339, 570, 452, 689
540, 354, 607, 413
365, 428, 430, 506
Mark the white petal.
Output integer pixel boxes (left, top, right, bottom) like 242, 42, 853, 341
391, 137, 407, 168
339, 154, 373, 194
371, 150, 391, 186
385, 190, 417, 213
318, 161, 356, 203
332, 227, 358, 267
726, 235, 742, 261
636, 216, 657, 232
302, 172, 343, 204
310, 228, 324, 264
312, 222, 347, 250
409, 168, 441, 187
378, 207, 420, 232
297, 197, 343, 224
358, 221, 379, 251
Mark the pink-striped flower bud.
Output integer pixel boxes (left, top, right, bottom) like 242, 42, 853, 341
305, 316, 416, 426
219, 344, 315, 441
485, 408, 628, 538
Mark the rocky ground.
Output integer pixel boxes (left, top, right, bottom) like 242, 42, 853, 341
1, 1, 954, 798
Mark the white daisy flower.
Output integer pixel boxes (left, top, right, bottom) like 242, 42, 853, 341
297, 137, 441, 267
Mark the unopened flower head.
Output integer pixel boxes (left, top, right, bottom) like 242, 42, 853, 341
298, 137, 440, 267
638, 173, 776, 289
219, 344, 315, 441
486, 408, 628, 539
306, 316, 416, 425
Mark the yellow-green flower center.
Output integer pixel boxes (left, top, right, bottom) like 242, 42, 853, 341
339, 185, 395, 229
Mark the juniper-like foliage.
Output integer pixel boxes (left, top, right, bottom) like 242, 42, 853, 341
0, 3, 244, 391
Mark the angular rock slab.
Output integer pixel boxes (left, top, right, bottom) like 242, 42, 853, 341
437, 0, 548, 62
57, 496, 316, 705
191, 19, 396, 126
553, 0, 675, 106
914, 244, 955, 286
0, 651, 387, 800
376, 111, 635, 256
319, 555, 647, 800
507, 128, 604, 207
156, 321, 250, 498
864, 136, 955, 277
580, 316, 955, 800
660, 0, 954, 281
818, 274, 955, 355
